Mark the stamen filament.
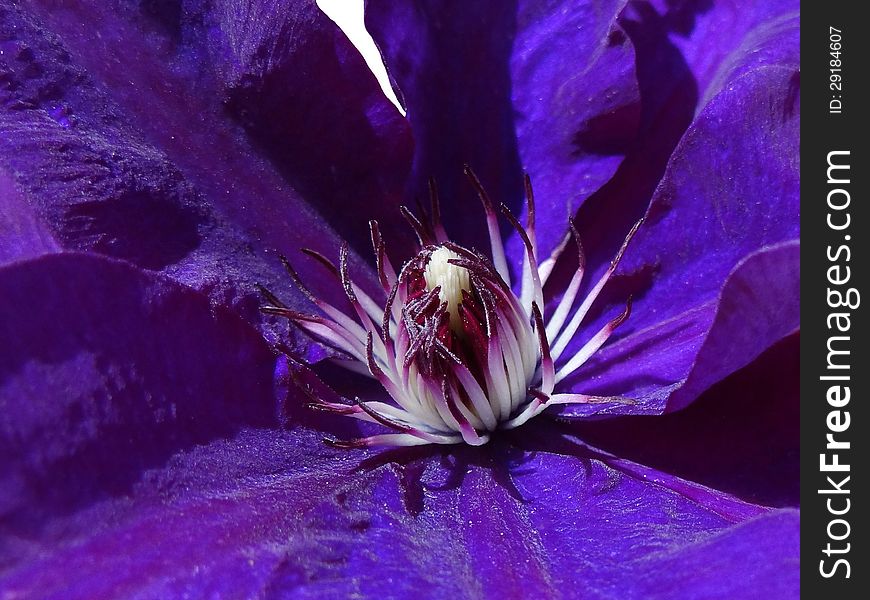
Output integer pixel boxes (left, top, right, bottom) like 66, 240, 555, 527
550, 219, 642, 360
370, 220, 398, 291
555, 298, 632, 383
545, 222, 586, 340
500, 203, 544, 316
465, 165, 511, 285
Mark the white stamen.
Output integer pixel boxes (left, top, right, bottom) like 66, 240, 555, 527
269, 175, 639, 448
424, 247, 470, 331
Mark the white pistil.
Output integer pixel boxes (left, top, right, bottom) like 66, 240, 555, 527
423, 247, 470, 331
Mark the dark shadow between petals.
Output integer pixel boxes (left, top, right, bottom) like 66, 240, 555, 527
545, 0, 699, 293
561, 333, 799, 507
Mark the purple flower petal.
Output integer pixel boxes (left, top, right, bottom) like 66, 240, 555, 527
565, 333, 799, 507
509, 0, 641, 258
557, 17, 799, 412
0, 168, 59, 264
646, 0, 799, 102
560, 240, 799, 415
173, 0, 414, 252
534, 0, 798, 282
2, 3, 389, 332
625, 508, 799, 599
0, 428, 353, 598
365, 0, 640, 255
0, 252, 278, 521
1, 417, 795, 598
665, 242, 800, 412
28, 1, 412, 250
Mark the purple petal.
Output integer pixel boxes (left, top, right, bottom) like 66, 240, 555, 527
626, 508, 799, 599
2, 2, 388, 333
536, 0, 798, 277
0, 428, 357, 598
509, 0, 640, 258
0, 253, 277, 521
646, 0, 799, 102
559, 241, 799, 415
564, 333, 799, 507
665, 242, 800, 411
176, 0, 414, 252
0, 168, 59, 264
29, 1, 411, 251
557, 16, 799, 411
366, 0, 640, 256
2, 419, 795, 597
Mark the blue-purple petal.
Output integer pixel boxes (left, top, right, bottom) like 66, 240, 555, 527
625, 508, 799, 599
559, 241, 799, 415
0, 168, 59, 264
509, 0, 640, 259
2, 2, 391, 336
366, 0, 640, 258
0, 253, 278, 524
557, 16, 799, 412
1, 419, 796, 598
564, 333, 799, 507
646, 0, 799, 103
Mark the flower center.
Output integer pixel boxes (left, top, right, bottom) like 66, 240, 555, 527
262, 168, 641, 448
423, 246, 469, 332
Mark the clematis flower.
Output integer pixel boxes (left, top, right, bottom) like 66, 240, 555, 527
1, 0, 799, 598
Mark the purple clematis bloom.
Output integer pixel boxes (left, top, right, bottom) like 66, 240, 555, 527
0, 0, 799, 598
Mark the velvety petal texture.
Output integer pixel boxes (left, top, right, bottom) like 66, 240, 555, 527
646, 0, 799, 103
509, 0, 640, 258
366, 0, 640, 256
568, 333, 799, 508
1, 0, 800, 597
2, 1, 398, 338
624, 509, 799, 600
555, 9, 799, 412
558, 241, 799, 417
0, 253, 278, 524
1, 419, 794, 598
0, 168, 60, 263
